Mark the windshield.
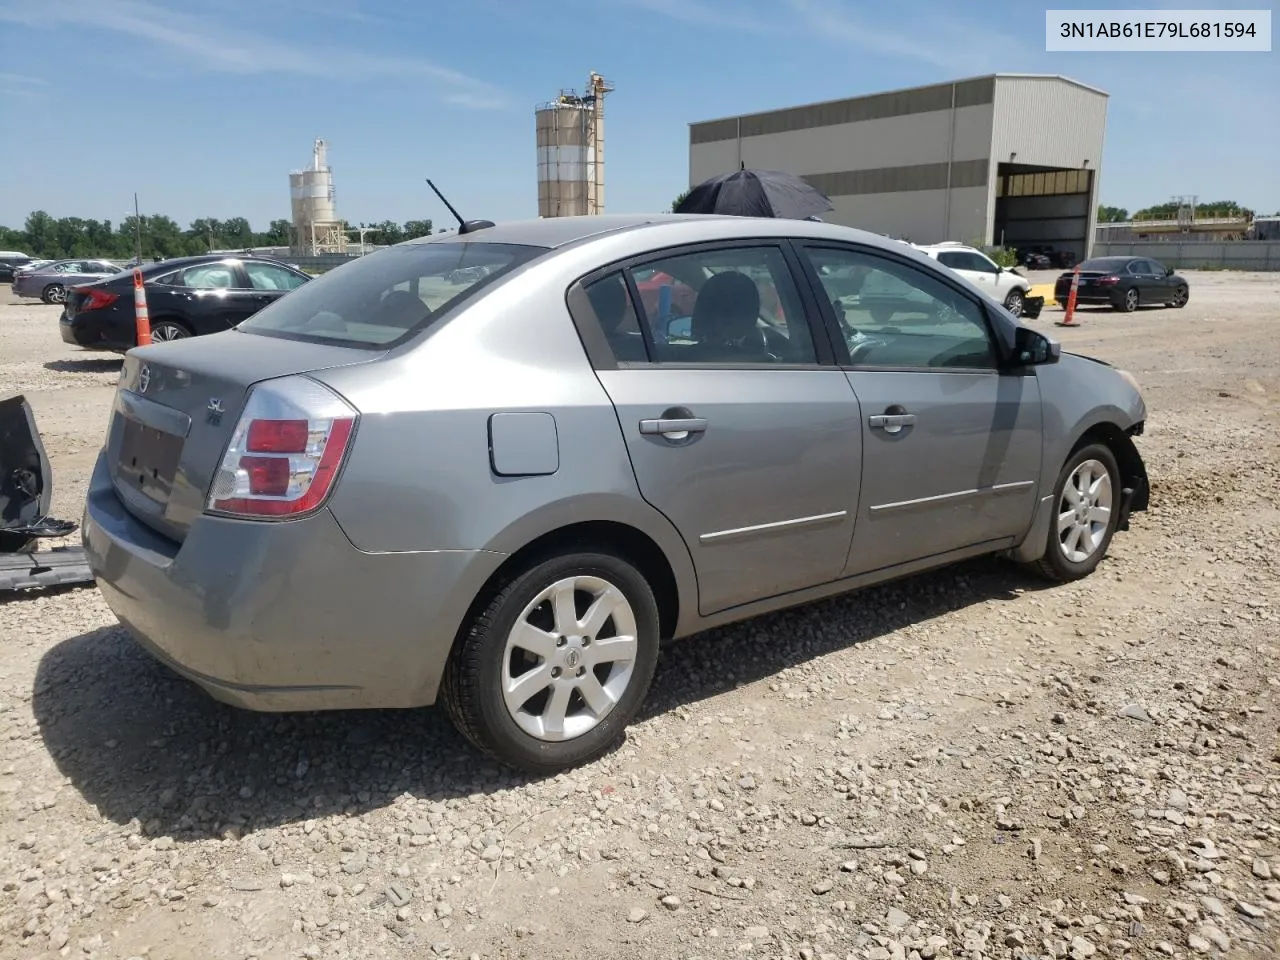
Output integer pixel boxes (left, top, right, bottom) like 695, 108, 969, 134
236, 242, 546, 347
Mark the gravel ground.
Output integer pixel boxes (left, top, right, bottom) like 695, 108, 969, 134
1, 272, 1278, 960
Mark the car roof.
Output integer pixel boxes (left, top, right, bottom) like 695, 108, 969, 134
404, 213, 942, 262
406, 213, 740, 250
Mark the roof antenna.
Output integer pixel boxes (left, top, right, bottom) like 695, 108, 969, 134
425, 179, 494, 235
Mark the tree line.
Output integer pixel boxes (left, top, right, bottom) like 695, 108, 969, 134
1099, 200, 1262, 223
0, 211, 434, 260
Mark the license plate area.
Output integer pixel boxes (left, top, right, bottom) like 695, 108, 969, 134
116, 416, 183, 505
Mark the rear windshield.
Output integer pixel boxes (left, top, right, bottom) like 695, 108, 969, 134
1078, 258, 1131, 272
236, 241, 546, 347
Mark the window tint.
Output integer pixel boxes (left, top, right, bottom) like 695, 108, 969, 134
623, 245, 817, 365
183, 264, 238, 289
245, 261, 308, 291
236, 242, 544, 348
583, 272, 649, 363
804, 246, 996, 370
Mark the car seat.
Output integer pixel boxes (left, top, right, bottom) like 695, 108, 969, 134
686, 271, 770, 363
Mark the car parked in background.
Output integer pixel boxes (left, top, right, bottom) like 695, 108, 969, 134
14, 258, 56, 276
913, 242, 1032, 316
1053, 256, 1189, 313
11, 258, 122, 303
61, 254, 311, 351
81, 213, 1150, 774
0, 251, 33, 283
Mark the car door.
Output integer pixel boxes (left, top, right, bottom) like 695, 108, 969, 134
568, 240, 862, 616
151, 261, 256, 332
1140, 259, 1171, 301
795, 242, 1043, 575
243, 260, 310, 314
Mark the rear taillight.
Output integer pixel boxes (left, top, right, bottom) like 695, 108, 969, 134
1097, 275, 1120, 286
76, 287, 119, 311
206, 376, 357, 519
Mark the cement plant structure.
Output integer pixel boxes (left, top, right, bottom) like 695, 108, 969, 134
536, 72, 614, 218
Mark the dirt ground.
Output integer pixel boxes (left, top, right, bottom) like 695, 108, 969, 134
1, 271, 1278, 960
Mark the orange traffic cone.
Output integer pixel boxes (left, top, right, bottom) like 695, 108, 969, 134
1055, 264, 1082, 328
133, 268, 152, 346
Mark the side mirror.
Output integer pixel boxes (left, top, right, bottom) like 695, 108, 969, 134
1165, 266, 1174, 276
1013, 326, 1060, 366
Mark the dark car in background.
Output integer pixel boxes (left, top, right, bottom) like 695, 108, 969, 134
61, 254, 311, 351
12, 258, 122, 303
1054, 256, 1189, 313
0, 251, 33, 283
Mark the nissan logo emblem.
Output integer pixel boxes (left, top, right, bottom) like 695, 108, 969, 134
138, 364, 151, 393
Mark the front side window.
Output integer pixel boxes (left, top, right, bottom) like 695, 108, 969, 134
236, 241, 545, 347
804, 246, 997, 370
621, 245, 817, 365
182, 264, 238, 289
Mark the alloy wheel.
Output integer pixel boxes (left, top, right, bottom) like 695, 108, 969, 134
501, 575, 639, 742
1057, 458, 1114, 563
150, 322, 190, 342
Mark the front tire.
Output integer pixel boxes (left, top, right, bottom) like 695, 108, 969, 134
1171, 285, 1188, 308
1032, 442, 1122, 583
1003, 289, 1025, 317
442, 551, 660, 774
41, 283, 66, 305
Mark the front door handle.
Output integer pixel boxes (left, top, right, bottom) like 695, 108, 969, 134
868, 412, 916, 434
639, 417, 708, 439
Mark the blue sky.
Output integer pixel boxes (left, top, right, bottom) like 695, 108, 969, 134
0, 0, 1276, 232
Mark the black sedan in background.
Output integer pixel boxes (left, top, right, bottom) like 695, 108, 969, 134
1054, 255, 1189, 313
60, 254, 311, 351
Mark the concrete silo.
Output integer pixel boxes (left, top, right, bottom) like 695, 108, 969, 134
289, 138, 348, 256
535, 73, 613, 218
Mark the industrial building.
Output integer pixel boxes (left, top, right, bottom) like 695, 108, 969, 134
688, 74, 1108, 261
289, 138, 348, 257
535, 73, 613, 218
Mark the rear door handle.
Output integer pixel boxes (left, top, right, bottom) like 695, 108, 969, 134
868, 413, 916, 434
639, 417, 708, 438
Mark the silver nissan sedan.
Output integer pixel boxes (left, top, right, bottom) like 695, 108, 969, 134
82, 214, 1150, 773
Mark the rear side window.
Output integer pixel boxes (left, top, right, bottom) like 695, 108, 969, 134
584, 272, 649, 362
237, 242, 546, 347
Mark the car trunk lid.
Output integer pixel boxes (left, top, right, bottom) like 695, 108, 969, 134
106, 331, 383, 543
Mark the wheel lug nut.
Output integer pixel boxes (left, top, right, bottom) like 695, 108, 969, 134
577, 666, 586, 677
556, 636, 566, 647
551, 667, 561, 678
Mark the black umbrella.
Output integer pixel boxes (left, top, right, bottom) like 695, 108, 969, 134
675, 168, 834, 220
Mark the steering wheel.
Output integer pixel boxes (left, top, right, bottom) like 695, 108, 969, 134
847, 335, 885, 365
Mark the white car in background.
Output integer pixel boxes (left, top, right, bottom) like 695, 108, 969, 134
914, 242, 1031, 316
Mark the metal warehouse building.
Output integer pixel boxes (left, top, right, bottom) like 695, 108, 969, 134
689, 74, 1108, 261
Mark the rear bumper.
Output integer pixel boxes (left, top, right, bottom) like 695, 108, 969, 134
82, 452, 505, 710
1053, 284, 1121, 307
61, 311, 134, 351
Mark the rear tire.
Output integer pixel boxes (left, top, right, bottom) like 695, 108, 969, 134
41, 284, 65, 305
149, 319, 192, 342
441, 550, 660, 774
1031, 442, 1122, 583
1113, 288, 1139, 313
